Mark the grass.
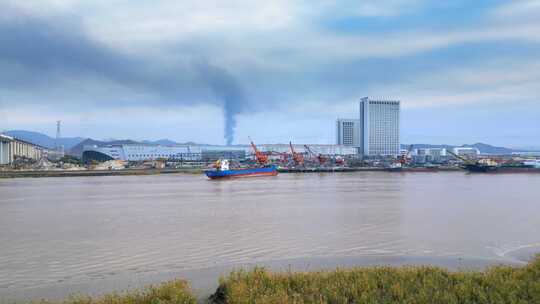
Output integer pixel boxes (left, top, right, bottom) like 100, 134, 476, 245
210, 255, 540, 304
39, 279, 196, 304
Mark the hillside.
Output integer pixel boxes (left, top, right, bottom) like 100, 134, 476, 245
3, 130, 85, 150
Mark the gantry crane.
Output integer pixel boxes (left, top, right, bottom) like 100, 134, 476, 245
398, 144, 414, 166
304, 145, 327, 165
289, 141, 304, 166
446, 149, 474, 164
249, 137, 268, 165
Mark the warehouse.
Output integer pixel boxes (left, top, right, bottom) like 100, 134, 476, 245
0, 134, 45, 166
82, 144, 203, 163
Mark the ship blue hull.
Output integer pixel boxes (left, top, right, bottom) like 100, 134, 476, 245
204, 165, 278, 179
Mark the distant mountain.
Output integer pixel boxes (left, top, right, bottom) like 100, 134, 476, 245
462, 143, 514, 155
3, 130, 85, 150
401, 142, 516, 155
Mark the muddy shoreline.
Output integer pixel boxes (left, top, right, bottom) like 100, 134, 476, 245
0, 254, 532, 303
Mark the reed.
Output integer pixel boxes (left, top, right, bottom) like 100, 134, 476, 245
210, 255, 540, 303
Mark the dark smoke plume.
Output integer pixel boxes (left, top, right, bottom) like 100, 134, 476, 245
197, 63, 245, 146
0, 7, 248, 145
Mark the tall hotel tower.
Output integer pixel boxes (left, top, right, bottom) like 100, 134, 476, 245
359, 97, 400, 156
336, 119, 360, 146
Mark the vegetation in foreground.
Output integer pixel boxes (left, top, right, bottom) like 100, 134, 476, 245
210, 255, 540, 304
41, 279, 196, 304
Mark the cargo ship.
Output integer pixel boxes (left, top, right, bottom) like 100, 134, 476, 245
204, 159, 278, 179
464, 160, 540, 173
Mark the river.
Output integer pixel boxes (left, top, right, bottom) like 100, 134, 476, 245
1, 172, 540, 300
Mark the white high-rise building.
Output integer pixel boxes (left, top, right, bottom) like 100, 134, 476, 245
336, 119, 360, 147
359, 97, 400, 156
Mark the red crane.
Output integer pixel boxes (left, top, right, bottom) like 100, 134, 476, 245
304, 145, 327, 165
249, 137, 268, 165
398, 145, 414, 166
269, 151, 289, 163
289, 141, 304, 166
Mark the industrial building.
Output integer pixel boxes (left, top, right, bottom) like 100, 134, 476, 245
336, 119, 360, 146
257, 144, 357, 156
359, 97, 400, 156
82, 144, 202, 163
201, 150, 246, 162
452, 147, 480, 158
0, 134, 45, 166
81, 143, 356, 163
412, 148, 447, 164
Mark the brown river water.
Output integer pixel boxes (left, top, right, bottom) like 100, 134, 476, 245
1, 172, 540, 300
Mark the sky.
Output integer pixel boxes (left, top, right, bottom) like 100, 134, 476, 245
0, 0, 539, 148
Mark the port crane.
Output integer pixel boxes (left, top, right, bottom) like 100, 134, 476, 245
271, 151, 289, 164
335, 156, 346, 166
304, 145, 327, 165
289, 141, 304, 166
249, 137, 268, 165
446, 150, 474, 164
398, 144, 414, 166
446, 149, 495, 172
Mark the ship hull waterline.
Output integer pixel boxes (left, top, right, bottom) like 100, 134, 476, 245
204, 166, 278, 179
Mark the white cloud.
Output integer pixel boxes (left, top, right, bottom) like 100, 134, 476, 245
9, 1, 539, 64
490, 0, 540, 20
2, 0, 540, 145
0, 104, 224, 142
365, 60, 540, 109
349, 0, 426, 17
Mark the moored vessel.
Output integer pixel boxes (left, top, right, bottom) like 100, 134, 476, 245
463, 160, 540, 173
204, 159, 278, 179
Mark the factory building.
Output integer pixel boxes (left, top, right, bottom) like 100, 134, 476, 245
201, 150, 246, 162
359, 97, 400, 156
336, 119, 360, 146
412, 148, 447, 164
257, 144, 357, 156
82, 143, 357, 163
452, 147, 480, 159
0, 134, 45, 165
82, 144, 202, 163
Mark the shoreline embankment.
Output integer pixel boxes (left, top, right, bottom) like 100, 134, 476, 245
1, 254, 538, 304
0, 168, 204, 178
0, 167, 462, 179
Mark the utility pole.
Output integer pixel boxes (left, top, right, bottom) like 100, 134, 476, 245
56, 120, 64, 156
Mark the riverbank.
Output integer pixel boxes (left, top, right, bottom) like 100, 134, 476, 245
0, 168, 204, 178
278, 166, 461, 173
4, 255, 538, 304
0, 254, 532, 303
212, 254, 540, 303
0, 166, 462, 178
